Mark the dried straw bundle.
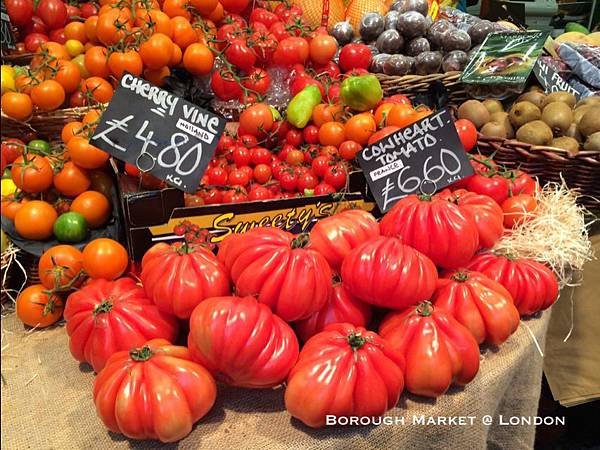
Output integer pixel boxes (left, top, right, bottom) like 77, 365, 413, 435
493, 180, 596, 288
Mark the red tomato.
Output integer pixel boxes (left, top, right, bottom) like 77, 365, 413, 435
64, 278, 179, 372
338, 43, 372, 72
367, 126, 400, 145
342, 236, 437, 309
242, 68, 271, 96
297, 172, 318, 192
222, 188, 248, 203
295, 283, 372, 343
432, 270, 520, 345
323, 164, 347, 190
24, 32, 49, 52
381, 195, 480, 269
93, 339, 216, 443
467, 174, 510, 205
36, 0, 68, 30
220, 0, 249, 13
210, 70, 242, 101
507, 170, 538, 195
249, 7, 279, 27
141, 243, 231, 319
206, 166, 228, 186
467, 253, 559, 316
285, 323, 405, 428
79, 2, 97, 18
225, 39, 256, 72
279, 170, 297, 191
289, 76, 325, 97
49, 27, 66, 43
314, 182, 335, 195
188, 296, 299, 387
252, 163, 271, 183
250, 146, 271, 165
379, 301, 480, 397
232, 145, 251, 167
249, 30, 278, 64
1, 138, 24, 169
454, 119, 477, 152
501, 194, 538, 228
272, 36, 309, 66
311, 155, 331, 178
238, 103, 274, 137
436, 188, 504, 249
217, 227, 332, 321
5, 0, 34, 26
308, 209, 379, 272
386, 94, 412, 105
303, 125, 319, 144
248, 185, 272, 200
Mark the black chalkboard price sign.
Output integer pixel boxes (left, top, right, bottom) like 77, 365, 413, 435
357, 108, 473, 213
532, 58, 582, 99
1, 1, 15, 50
91, 73, 226, 193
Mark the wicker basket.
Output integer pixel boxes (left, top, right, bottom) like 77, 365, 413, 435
376, 71, 468, 103
1, 52, 35, 66
1, 106, 97, 141
476, 135, 600, 212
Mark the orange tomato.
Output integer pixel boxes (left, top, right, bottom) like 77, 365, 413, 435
54, 161, 91, 197
64, 21, 88, 43
61, 121, 83, 143
38, 245, 84, 290
1, 92, 33, 120
312, 103, 343, 127
31, 42, 70, 68
67, 137, 110, 169
107, 50, 144, 78
82, 77, 114, 103
162, 0, 191, 19
344, 113, 376, 146
318, 122, 346, 147
30, 80, 66, 111
84, 46, 110, 78
170, 16, 197, 49
16, 285, 64, 328
71, 190, 111, 228
143, 66, 170, 86
11, 154, 54, 193
84, 16, 99, 43
14, 74, 38, 95
207, 1, 224, 21
374, 102, 395, 127
183, 43, 213, 76
386, 104, 418, 128
1, 195, 28, 220
170, 44, 182, 66
139, 33, 174, 69
138, 9, 172, 37
14, 200, 58, 240
190, 0, 217, 15
82, 238, 129, 280
96, 8, 132, 45
54, 60, 82, 94
82, 108, 102, 125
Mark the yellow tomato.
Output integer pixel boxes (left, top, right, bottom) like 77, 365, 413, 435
1, 178, 17, 197
71, 54, 90, 78
65, 39, 85, 57
1, 66, 15, 94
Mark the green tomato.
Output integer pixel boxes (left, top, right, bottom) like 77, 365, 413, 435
27, 139, 51, 155
53, 212, 88, 243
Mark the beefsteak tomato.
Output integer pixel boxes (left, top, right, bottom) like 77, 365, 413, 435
380, 194, 479, 269
467, 253, 559, 316
436, 188, 504, 249
295, 282, 372, 343
141, 242, 230, 319
380, 301, 480, 397
217, 227, 331, 322
64, 278, 179, 372
341, 236, 438, 309
285, 323, 405, 428
93, 339, 216, 443
432, 270, 520, 345
308, 209, 380, 272
188, 296, 299, 388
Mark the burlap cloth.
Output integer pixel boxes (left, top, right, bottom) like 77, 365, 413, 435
1, 311, 550, 450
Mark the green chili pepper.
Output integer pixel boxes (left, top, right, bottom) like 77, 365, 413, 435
340, 75, 383, 112
286, 85, 322, 129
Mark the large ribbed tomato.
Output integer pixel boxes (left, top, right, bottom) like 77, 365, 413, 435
341, 236, 438, 309
285, 323, 405, 428
141, 242, 230, 319
432, 270, 520, 345
295, 282, 372, 342
380, 194, 479, 269
308, 209, 380, 272
217, 227, 332, 322
380, 302, 480, 397
436, 188, 504, 249
188, 296, 299, 388
64, 278, 179, 372
93, 339, 216, 443
467, 253, 559, 316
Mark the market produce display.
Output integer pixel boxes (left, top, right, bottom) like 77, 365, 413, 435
1, 0, 598, 445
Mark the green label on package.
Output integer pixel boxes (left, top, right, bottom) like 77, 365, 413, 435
461, 31, 549, 85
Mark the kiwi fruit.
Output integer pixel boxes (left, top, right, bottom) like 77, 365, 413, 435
542, 92, 576, 108
528, 85, 545, 93
482, 99, 503, 115
490, 111, 514, 138
517, 91, 546, 110
573, 105, 591, 125
509, 101, 541, 128
516, 120, 553, 145
541, 102, 573, 135
565, 123, 583, 142
551, 136, 580, 154
575, 96, 600, 109
584, 131, 600, 151
457, 100, 490, 129
578, 107, 600, 137
480, 121, 509, 138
